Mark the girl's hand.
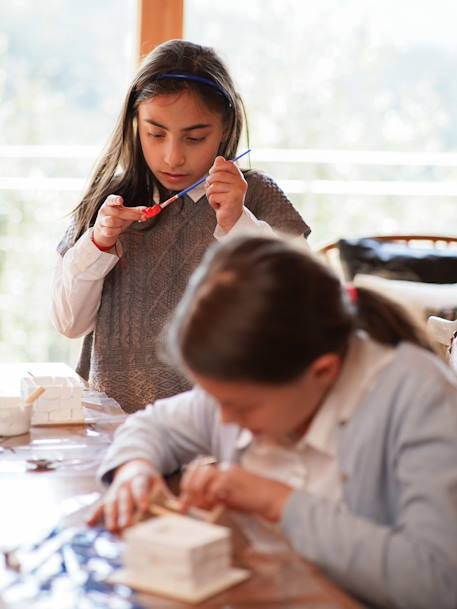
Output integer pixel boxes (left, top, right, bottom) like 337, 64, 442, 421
93, 195, 147, 249
87, 459, 161, 532
206, 156, 248, 234
180, 463, 293, 523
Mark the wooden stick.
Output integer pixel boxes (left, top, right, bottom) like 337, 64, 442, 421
149, 504, 177, 518
149, 497, 224, 523
145, 484, 225, 523
24, 386, 45, 405
204, 504, 225, 524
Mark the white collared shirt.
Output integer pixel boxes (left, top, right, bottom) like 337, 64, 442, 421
51, 186, 274, 339
239, 332, 395, 502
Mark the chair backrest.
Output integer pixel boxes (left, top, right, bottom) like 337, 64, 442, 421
318, 235, 457, 278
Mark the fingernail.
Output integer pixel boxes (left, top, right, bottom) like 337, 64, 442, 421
118, 514, 127, 528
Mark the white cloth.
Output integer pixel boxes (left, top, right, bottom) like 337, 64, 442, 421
51, 186, 274, 339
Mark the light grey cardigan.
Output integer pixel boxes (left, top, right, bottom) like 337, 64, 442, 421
98, 343, 457, 609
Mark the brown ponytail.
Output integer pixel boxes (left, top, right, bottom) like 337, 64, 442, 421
166, 236, 432, 384
353, 286, 432, 351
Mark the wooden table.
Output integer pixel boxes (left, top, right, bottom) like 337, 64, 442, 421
0, 418, 363, 609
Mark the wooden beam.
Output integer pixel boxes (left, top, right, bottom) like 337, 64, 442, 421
137, 0, 184, 60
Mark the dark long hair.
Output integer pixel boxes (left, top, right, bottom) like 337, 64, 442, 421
72, 40, 246, 241
167, 236, 432, 383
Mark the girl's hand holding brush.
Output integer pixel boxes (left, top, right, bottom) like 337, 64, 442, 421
141, 149, 251, 225
206, 156, 248, 233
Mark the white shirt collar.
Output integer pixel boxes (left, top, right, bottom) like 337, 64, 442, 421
152, 182, 206, 204
298, 332, 395, 457
236, 428, 253, 450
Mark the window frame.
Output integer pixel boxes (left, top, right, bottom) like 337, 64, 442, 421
137, 0, 184, 59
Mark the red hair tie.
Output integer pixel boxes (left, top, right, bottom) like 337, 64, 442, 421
346, 284, 358, 305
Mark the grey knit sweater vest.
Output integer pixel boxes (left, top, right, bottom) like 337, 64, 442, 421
57, 171, 310, 412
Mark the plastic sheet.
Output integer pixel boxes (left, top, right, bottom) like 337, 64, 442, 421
0, 389, 126, 475
0, 387, 138, 608
0, 527, 146, 609
0, 438, 110, 475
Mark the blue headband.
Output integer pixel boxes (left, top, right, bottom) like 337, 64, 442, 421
156, 72, 233, 108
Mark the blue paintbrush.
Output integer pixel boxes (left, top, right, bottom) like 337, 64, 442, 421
143, 148, 251, 219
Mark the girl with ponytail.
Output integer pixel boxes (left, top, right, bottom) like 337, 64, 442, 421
94, 236, 457, 609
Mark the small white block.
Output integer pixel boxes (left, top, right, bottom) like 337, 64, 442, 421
20, 373, 83, 424
32, 412, 50, 424
41, 386, 61, 400
125, 514, 229, 545
68, 397, 81, 409
60, 385, 72, 400
49, 409, 73, 422
125, 549, 230, 585
70, 409, 85, 421
34, 399, 60, 412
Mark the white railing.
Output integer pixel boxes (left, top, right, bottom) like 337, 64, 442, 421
0, 145, 100, 159
2, 145, 457, 196
252, 148, 457, 166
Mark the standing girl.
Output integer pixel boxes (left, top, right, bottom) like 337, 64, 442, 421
94, 236, 457, 609
52, 40, 310, 412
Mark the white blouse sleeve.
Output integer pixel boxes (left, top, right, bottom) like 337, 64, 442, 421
51, 228, 122, 338
214, 206, 309, 248
213, 206, 275, 241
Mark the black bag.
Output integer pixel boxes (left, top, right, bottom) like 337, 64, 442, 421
338, 238, 457, 284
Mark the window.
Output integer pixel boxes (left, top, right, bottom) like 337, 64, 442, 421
185, 0, 457, 245
0, 0, 137, 363
3, 0, 457, 364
